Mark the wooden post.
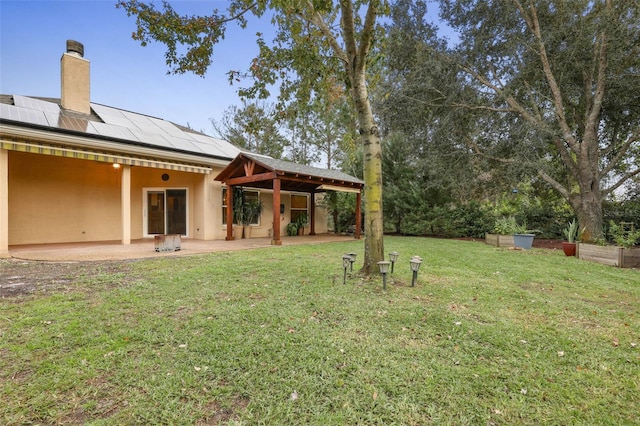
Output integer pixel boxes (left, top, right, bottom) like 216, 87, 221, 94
0, 149, 8, 257
120, 165, 131, 245
272, 178, 282, 245
225, 185, 234, 240
309, 191, 316, 235
355, 190, 362, 239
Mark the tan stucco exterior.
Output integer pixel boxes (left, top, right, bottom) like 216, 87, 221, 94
61, 52, 90, 115
2, 149, 327, 249
0, 41, 340, 255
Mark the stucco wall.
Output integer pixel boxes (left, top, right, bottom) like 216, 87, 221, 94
7, 151, 329, 245
9, 151, 121, 244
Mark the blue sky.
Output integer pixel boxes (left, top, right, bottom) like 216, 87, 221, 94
1, 1, 451, 136
0, 0, 273, 134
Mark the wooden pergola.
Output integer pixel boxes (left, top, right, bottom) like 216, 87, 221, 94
215, 153, 364, 245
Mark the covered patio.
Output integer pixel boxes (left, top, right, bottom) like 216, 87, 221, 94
6, 234, 355, 262
215, 153, 364, 245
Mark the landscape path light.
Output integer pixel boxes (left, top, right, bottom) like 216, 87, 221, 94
377, 261, 391, 290
388, 251, 399, 273
347, 252, 357, 272
409, 256, 422, 287
342, 255, 352, 285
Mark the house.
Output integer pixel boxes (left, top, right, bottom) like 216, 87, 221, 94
0, 40, 363, 256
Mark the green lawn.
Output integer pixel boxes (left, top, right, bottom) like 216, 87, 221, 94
1, 236, 639, 425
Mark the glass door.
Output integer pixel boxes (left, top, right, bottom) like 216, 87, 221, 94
147, 191, 165, 235
145, 189, 187, 236
166, 189, 187, 235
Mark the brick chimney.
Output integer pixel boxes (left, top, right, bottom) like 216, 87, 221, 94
60, 40, 90, 115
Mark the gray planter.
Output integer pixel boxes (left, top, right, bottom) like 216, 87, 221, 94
514, 233, 535, 250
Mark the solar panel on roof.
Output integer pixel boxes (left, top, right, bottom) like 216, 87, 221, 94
0, 103, 49, 126
192, 141, 228, 157
91, 104, 134, 128
163, 135, 203, 152
149, 117, 186, 137
3, 98, 236, 160
128, 127, 175, 148
14, 95, 61, 113
188, 133, 240, 158
88, 121, 137, 141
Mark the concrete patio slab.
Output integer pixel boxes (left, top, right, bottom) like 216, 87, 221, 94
7, 234, 356, 262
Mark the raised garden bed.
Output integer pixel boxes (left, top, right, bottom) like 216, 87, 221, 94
577, 243, 640, 268
485, 233, 515, 248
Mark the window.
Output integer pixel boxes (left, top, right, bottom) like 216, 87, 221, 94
290, 194, 308, 223
222, 188, 260, 225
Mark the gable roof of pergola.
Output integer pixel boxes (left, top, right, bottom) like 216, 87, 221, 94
215, 152, 364, 193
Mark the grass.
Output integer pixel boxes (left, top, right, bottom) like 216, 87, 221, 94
1, 236, 639, 425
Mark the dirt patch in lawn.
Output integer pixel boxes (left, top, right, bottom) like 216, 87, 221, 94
0, 258, 138, 299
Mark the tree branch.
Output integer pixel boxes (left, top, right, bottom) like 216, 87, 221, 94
600, 125, 640, 177
605, 167, 640, 197
538, 169, 570, 200
463, 135, 515, 163
512, 0, 580, 153
355, 0, 379, 77
305, 1, 349, 65
339, 0, 358, 81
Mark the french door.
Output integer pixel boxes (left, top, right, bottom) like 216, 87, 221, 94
144, 188, 187, 236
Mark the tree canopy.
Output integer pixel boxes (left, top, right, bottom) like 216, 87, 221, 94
118, 0, 388, 272
381, 0, 640, 240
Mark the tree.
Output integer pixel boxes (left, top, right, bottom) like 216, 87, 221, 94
118, 0, 387, 273
384, 0, 640, 240
381, 0, 640, 238
284, 82, 355, 168
211, 101, 286, 158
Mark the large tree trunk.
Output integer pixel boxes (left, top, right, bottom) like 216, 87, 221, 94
339, 0, 385, 274
570, 170, 604, 242
353, 75, 385, 274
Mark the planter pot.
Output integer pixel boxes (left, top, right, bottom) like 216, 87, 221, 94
243, 225, 252, 239
562, 241, 577, 257
485, 233, 515, 248
577, 243, 640, 268
514, 233, 535, 250
232, 225, 242, 239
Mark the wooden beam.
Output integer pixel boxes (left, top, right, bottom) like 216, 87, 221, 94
272, 178, 282, 245
243, 160, 255, 177
226, 171, 278, 186
225, 185, 234, 240
309, 191, 316, 236
355, 190, 362, 240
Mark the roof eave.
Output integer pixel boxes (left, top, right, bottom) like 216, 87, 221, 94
0, 119, 234, 167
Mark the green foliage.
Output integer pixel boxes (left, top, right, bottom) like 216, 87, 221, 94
117, 0, 390, 271
211, 101, 286, 158
608, 220, 640, 248
383, 0, 640, 240
285, 221, 298, 236
294, 212, 308, 228
562, 219, 578, 243
321, 191, 358, 234
241, 198, 263, 225
493, 216, 539, 235
493, 216, 518, 235
562, 219, 581, 243
2, 237, 639, 424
